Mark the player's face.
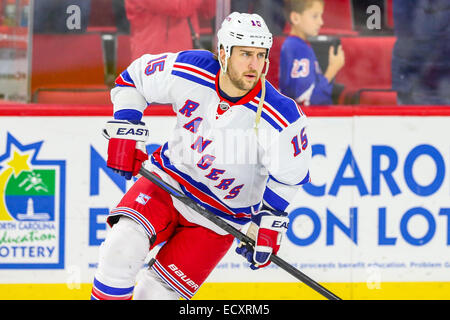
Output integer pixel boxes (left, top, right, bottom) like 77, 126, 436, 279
226, 46, 267, 92
291, 1, 324, 38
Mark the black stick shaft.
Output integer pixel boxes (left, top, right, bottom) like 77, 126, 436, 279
139, 167, 342, 300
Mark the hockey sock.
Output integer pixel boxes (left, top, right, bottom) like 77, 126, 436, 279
91, 216, 150, 300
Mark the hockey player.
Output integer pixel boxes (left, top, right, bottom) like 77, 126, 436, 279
91, 12, 311, 300
279, 0, 345, 105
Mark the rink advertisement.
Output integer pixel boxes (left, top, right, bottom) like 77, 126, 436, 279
0, 104, 449, 299
207, 114, 450, 286
0, 133, 65, 268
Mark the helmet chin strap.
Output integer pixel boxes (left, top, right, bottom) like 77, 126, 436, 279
254, 58, 269, 135
221, 57, 228, 74
262, 58, 270, 77
219, 48, 230, 74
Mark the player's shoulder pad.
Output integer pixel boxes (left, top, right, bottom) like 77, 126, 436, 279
175, 50, 220, 75
263, 80, 307, 127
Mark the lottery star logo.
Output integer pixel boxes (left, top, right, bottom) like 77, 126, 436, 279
0, 133, 66, 269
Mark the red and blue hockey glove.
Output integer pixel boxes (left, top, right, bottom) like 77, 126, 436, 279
235, 207, 289, 270
102, 120, 149, 180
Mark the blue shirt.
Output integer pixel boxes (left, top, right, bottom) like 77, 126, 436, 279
279, 35, 333, 105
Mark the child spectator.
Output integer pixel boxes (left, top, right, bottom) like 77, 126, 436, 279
279, 0, 345, 105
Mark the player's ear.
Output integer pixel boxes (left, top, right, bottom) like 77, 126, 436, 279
290, 11, 301, 25
219, 46, 227, 66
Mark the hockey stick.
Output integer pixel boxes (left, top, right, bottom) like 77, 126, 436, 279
138, 166, 342, 300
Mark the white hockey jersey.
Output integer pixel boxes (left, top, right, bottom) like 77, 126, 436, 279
111, 50, 311, 232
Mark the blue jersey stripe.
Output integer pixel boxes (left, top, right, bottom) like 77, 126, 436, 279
175, 50, 220, 75
113, 109, 143, 121
171, 70, 216, 91
93, 278, 134, 296
242, 102, 284, 132
121, 69, 134, 83
263, 82, 302, 125
263, 187, 290, 211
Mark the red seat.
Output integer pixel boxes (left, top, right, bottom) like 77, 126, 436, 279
31, 34, 107, 97
359, 90, 397, 105
320, 0, 358, 36
116, 34, 132, 75
86, 0, 117, 33
198, 13, 213, 36
34, 89, 111, 105
336, 36, 396, 91
385, 0, 394, 29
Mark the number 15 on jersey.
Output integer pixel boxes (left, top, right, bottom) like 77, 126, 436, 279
291, 127, 308, 157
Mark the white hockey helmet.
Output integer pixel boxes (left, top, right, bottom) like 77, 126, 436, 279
217, 12, 273, 74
